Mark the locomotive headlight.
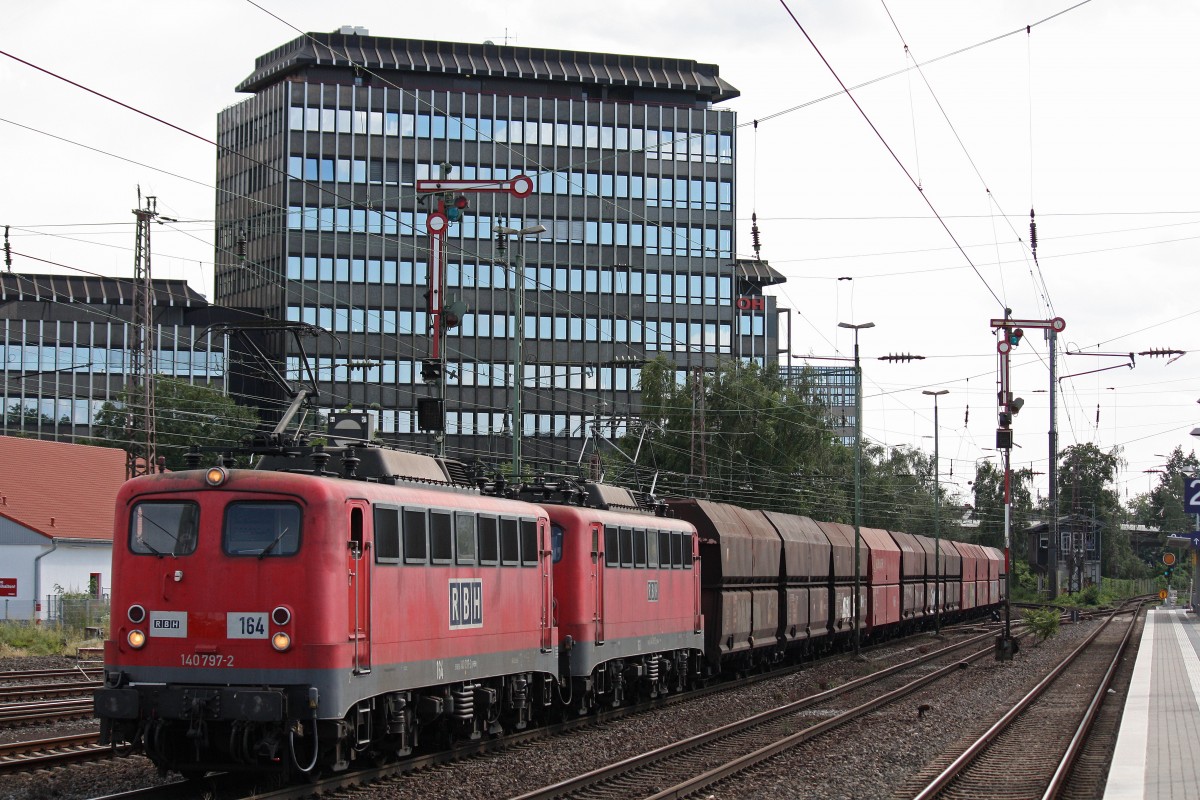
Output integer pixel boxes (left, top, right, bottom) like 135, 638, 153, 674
271, 632, 291, 652
127, 629, 146, 649
204, 466, 228, 486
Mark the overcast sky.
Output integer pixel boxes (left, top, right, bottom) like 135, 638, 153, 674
3, 1, 1197, 509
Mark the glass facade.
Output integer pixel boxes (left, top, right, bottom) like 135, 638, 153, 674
215, 32, 778, 468
0, 281, 229, 441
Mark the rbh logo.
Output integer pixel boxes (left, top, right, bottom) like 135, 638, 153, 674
449, 578, 484, 630
152, 619, 181, 629
736, 296, 765, 311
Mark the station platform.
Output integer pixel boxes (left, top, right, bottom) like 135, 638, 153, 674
1105, 606, 1200, 799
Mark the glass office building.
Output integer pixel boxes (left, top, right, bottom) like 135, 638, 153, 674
0, 273, 232, 441
216, 28, 780, 468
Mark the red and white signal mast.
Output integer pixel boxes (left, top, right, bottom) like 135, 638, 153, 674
990, 312, 1066, 659
414, 170, 535, 450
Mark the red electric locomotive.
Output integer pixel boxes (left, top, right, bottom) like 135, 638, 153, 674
95, 449, 558, 777
536, 482, 704, 711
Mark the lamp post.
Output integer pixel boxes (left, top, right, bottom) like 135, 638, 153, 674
923, 389, 949, 635
495, 224, 546, 479
838, 320, 874, 656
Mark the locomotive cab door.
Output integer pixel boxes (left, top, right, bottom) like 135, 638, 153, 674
347, 501, 371, 674
591, 522, 605, 645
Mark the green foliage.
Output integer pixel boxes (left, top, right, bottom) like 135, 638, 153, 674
969, 461, 1035, 549
0, 622, 70, 656
85, 376, 261, 470
1023, 607, 1061, 643
611, 358, 960, 534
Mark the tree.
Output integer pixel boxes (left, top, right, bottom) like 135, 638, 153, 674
87, 377, 261, 471
968, 460, 1035, 549
1057, 442, 1133, 578
617, 358, 848, 516
1127, 445, 1199, 535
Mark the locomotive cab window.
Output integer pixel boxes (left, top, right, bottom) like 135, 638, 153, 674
130, 502, 200, 557
519, 519, 538, 566
455, 512, 476, 564
223, 502, 301, 557
683, 532, 694, 568
604, 526, 619, 567
430, 510, 453, 564
551, 523, 564, 563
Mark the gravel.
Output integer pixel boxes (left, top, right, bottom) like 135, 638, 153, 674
0, 619, 1110, 800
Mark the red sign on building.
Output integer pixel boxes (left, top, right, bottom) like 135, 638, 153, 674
0, 578, 16, 597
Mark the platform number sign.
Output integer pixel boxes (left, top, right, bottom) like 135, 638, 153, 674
449, 578, 483, 630
1184, 475, 1200, 514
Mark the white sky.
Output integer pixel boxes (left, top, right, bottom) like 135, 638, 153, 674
3, 1, 1197, 508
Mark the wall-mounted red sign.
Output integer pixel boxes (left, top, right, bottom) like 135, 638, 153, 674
0, 578, 16, 597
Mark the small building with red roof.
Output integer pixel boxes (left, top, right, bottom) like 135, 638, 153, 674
0, 436, 126, 621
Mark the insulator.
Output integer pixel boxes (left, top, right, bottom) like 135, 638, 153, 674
964, 404, 970, 426
751, 212, 762, 259
1029, 220, 1037, 251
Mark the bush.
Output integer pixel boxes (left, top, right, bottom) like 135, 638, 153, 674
1023, 607, 1060, 644
0, 621, 70, 656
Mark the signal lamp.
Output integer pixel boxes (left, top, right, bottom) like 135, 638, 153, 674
1008, 327, 1024, 346
272, 606, 292, 626
447, 195, 469, 221
127, 629, 146, 649
205, 467, 228, 487
271, 632, 292, 652
127, 604, 146, 624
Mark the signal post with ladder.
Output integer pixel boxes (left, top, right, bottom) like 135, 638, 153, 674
991, 314, 1067, 659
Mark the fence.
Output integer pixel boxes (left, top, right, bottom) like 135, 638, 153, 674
49, 595, 110, 631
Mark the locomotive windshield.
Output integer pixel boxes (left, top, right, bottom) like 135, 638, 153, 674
223, 502, 302, 557
130, 502, 200, 557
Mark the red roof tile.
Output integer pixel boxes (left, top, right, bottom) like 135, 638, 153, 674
0, 437, 127, 541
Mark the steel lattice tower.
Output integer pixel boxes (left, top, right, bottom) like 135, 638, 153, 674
126, 192, 158, 479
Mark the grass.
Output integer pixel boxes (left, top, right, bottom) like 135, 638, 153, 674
0, 622, 104, 658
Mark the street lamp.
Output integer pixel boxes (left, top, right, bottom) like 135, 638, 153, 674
838, 320, 874, 656
922, 389, 949, 635
495, 224, 546, 479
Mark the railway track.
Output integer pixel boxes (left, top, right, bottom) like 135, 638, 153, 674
0, 732, 109, 774
507, 627, 1017, 800
902, 602, 1142, 800
0, 679, 101, 701
0, 697, 95, 727
0, 666, 102, 682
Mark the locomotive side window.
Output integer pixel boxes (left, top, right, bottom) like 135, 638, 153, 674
646, 529, 659, 568
455, 513, 476, 564
671, 531, 684, 568
223, 502, 301, 557
500, 518, 520, 565
633, 529, 647, 567
551, 523, 564, 563
604, 526, 619, 567
519, 519, 538, 567
402, 508, 427, 564
619, 527, 634, 567
374, 506, 400, 563
479, 516, 499, 565
430, 511, 453, 564
683, 532, 694, 569
129, 502, 199, 557
659, 530, 672, 569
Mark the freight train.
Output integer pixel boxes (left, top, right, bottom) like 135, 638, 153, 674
94, 446, 1004, 778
